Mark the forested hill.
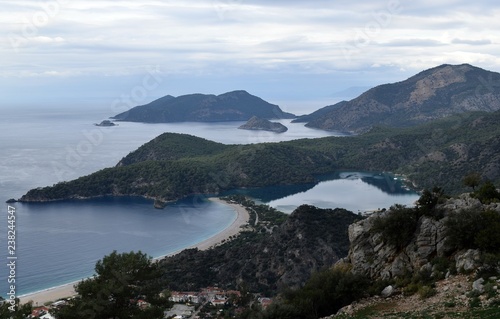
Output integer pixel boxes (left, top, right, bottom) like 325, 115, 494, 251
159, 202, 362, 294
112, 90, 295, 123
300, 64, 500, 133
116, 133, 229, 166
19, 110, 500, 204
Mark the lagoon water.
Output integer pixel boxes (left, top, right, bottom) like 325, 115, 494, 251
0, 106, 418, 297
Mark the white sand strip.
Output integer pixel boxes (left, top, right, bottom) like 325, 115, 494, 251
19, 281, 78, 306
192, 197, 250, 251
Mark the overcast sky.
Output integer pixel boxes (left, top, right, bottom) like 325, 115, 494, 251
2, 0, 499, 114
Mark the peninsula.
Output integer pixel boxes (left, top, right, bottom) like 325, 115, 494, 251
18, 110, 500, 205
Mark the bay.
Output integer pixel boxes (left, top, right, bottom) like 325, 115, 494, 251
0, 106, 340, 297
8, 196, 235, 296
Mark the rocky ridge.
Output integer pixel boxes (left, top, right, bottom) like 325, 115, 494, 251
346, 194, 500, 281
303, 64, 500, 133
328, 193, 500, 318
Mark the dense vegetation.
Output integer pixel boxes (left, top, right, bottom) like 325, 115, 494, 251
20, 110, 500, 203
446, 208, 500, 254
261, 265, 369, 319
158, 199, 361, 296
56, 251, 170, 319
0, 298, 32, 319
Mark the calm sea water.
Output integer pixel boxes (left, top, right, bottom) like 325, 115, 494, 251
228, 171, 419, 213
0, 106, 417, 297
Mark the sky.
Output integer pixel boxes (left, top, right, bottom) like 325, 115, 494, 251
2, 0, 500, 115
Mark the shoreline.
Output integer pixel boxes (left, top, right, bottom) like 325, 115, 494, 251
19, 197, 250, 306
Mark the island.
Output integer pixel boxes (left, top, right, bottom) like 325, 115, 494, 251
95, 120, 117, 127
238, 116, 288, 133
111, 90, 295, 123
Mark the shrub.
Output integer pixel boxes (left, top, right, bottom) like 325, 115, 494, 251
446, 209, 500, 253
469, 296, 481, 308
403, 283, 420, 296
463, 172, 482, 191
431, 257, 452, 279
484, 282, 497, 299
276, 267, 369, 319
372, 204, 418, 249
474, 210, 500, 253
416, 187, 446, 218
474, 181, 500, 204
445, 209, 485, 250
418, 286, 437, 299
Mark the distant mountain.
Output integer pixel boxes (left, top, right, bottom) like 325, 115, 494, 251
303, 64, 500, 133
292, 101, 347, 123
112, 90, 295, 123
238, 116, 288, 133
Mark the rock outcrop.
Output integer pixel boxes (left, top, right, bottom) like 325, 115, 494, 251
346, 194, 500, 280
95, 120, 116, 127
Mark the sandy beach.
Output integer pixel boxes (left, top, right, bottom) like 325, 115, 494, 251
19, 197, 250, 306
187, 197, 250, 251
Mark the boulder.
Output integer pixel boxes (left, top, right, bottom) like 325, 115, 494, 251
455, 249, 481, 272
472, 278, 485, 293
381, 285, 395, 298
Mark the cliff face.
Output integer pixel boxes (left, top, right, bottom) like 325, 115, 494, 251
304, 64, 500, 133
346, 194, 500, 280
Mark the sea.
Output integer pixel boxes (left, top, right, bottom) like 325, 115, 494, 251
0, 106, 419, 298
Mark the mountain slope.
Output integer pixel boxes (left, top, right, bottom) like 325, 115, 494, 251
304, 64, 500, 133
112, 90, 295, 123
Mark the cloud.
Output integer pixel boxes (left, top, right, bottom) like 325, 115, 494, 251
381, 39, 446, 47
451, 38, 492, 45
2, 0, 500, 107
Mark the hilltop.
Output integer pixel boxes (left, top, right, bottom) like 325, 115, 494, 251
299, 64, 500, 133
112, 90, 295, 123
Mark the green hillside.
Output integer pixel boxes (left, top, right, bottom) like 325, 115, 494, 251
19, 111, 500, 203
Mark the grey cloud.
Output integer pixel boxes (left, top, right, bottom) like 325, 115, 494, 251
452, 38, 492, 45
